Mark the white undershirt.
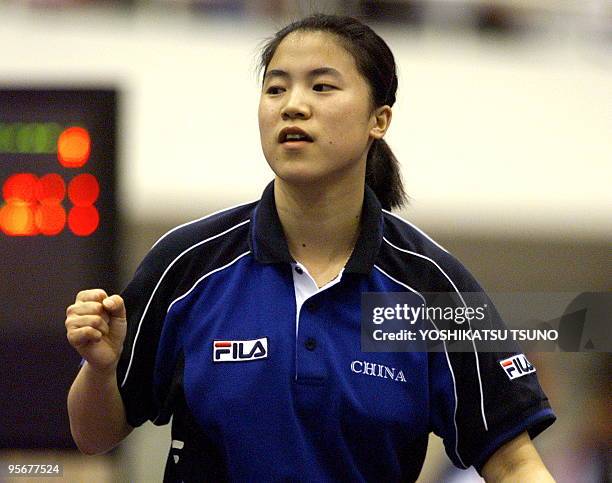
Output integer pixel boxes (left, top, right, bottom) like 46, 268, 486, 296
291, 261, 345, 337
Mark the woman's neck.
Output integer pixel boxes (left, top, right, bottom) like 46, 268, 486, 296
274, 177, 363, 286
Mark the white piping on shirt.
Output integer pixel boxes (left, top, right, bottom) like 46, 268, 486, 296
382, 209, 449, 254
120, 219, 251, 389
381, 236, 489, 433
373, 264, 468, 469
167, 251, 252, 314
150, 200, 257, 250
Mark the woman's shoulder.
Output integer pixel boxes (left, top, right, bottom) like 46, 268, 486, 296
380, 209, 483, 292
381, 209, 451, 260
144, 200, 257, 263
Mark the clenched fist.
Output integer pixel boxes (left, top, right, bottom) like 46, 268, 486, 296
65, 289, 127, 375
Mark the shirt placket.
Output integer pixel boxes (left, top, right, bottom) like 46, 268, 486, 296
291, 262, 343, 382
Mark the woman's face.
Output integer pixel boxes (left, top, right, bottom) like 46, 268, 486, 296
258, 30, 387, 187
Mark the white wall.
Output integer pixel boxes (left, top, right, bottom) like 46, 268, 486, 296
1, 6, 610, 239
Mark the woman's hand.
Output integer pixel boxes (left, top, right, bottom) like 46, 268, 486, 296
65, 289, 127, 375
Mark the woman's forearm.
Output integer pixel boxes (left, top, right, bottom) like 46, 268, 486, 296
482, 432, 555, 483
67, 362, 133, 455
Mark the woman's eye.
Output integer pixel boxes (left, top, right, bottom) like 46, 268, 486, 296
266, 86, 284, 94
265, 84, 334, 94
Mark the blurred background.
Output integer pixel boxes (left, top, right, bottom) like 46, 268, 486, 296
0, 0, 609, 481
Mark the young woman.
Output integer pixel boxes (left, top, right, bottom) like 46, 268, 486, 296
66, 14, 556, 482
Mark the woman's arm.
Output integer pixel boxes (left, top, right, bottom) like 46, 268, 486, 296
65, 290, 133, 455
481, 431, 555, 483
67, 362, 133, 455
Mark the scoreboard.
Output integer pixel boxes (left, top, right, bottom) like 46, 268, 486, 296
0, 89, 118, 448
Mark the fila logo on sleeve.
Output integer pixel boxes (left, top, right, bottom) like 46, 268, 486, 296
499, 354, 536, 380
213, 337, 268, 362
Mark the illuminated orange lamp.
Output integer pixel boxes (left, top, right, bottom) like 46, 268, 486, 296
33, 173, 67, 235
0, 173, 39, 236
0, 201, 38, 236
68, 205, 99, 236
57, 127, 91, 168
35, 204, 66, 236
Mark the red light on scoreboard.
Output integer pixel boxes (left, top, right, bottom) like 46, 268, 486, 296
57, 127, 91, 168
3, 173, 37, 203
68, 205, 99, 236
0, 171, 100, 237
36, 173, 66, 204
68, 173, 99, 206
67, 173, 100, 236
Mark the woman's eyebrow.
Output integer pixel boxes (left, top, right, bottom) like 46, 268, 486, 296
264, 66, 344, 82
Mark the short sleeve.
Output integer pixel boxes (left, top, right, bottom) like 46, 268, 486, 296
115, 242, 180, 428
428, 260, 556, 474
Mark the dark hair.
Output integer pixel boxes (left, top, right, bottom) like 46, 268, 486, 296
256, 13, 407, 210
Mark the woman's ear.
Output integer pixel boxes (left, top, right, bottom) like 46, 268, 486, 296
370, 105, 392, 140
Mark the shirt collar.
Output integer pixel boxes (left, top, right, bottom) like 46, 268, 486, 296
248, 180, 383, 274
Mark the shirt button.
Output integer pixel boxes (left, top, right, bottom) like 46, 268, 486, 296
305, 337, 316, 351
295, 266, 303, 274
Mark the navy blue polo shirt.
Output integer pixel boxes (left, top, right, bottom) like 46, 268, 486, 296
116, 180, 555, 482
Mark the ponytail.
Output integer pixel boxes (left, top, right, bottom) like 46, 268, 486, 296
366, 138, 407, 211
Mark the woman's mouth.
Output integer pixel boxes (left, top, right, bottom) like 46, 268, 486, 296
281, 139, 312, 149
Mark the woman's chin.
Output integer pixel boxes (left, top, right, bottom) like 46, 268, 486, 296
268, 162, 330, 186
266, 154, 362, 188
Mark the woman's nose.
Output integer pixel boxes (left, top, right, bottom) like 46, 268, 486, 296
281, 90, 310, 119
282, 108, 306, 120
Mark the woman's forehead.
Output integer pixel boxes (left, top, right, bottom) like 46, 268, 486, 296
268, 31, 357, 75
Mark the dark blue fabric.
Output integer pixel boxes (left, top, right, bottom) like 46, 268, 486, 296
116, 180, 555, 482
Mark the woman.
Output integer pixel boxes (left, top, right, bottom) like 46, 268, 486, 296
66, 14, 556, 482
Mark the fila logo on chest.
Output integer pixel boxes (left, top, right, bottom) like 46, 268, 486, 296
213, 337, 268, 362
